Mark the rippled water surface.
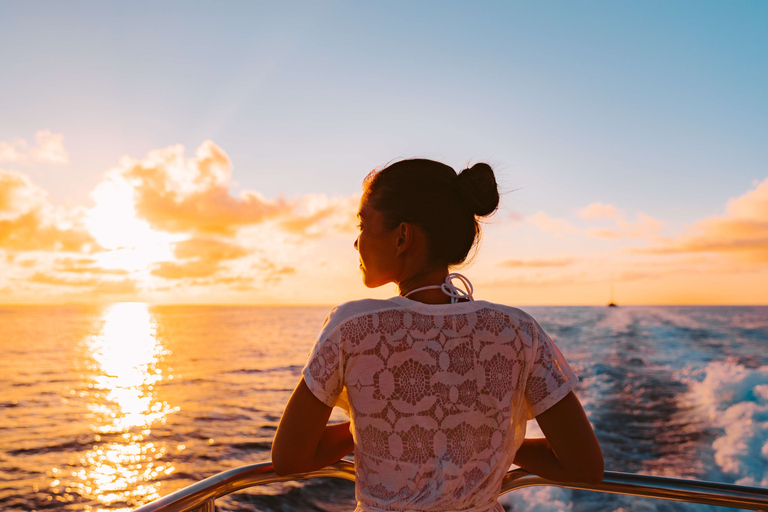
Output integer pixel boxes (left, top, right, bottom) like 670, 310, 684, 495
1, 304, 766, 511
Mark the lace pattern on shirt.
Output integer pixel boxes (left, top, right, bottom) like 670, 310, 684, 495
303, 301, 576, 512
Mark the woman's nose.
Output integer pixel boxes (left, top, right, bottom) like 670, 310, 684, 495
353, 236, 359, 250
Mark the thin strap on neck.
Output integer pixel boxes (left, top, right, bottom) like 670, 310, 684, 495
403, 273, 474, 304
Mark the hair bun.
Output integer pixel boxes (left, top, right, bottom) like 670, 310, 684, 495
457, 163, 499, 217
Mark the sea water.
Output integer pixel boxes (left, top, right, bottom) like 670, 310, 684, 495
0, 304, 766, 511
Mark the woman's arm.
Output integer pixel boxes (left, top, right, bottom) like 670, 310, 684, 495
513, 391, 603, 484
271, 378, 354, 476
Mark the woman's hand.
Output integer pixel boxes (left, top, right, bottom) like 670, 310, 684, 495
513, 391, 604, 484
271, 378, 354, 476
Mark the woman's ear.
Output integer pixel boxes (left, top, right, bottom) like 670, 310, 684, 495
395, 222, 413, 257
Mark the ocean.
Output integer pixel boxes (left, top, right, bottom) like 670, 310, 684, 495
1, 303, 766, 512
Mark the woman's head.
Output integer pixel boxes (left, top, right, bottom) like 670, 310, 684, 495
358, 159, 499, 275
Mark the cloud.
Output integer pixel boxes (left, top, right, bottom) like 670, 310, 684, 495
641, 177, 768, 262
32, 131, 70, 165
526, 212, 579, 237
0, 168, 97, 252
585, 212, 662, 240
1, 141, 361, 301
252, 259, 296, 285
0, 168, 47, 217
498, 257, 576, 268
578, 202, 662, 239
151, 237, 250, 279
104, 141, 357, 239
177, 275, 258, 291
528, 203, 662, 240
173, 237, 249, 261
151, 254, 295, 287
151, 259, 219, 279
149, 236, 294, 285
115, 141, 288, 235
0, 131, 70, 165
478, 272, 592, 289
578, 202, 618, 220
27, 271, 138, 294
0, 143, 20, 164
54, 257, 130, 275
278, 194, 359, 236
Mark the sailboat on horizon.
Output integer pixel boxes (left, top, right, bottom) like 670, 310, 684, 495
608, 280, 618, 307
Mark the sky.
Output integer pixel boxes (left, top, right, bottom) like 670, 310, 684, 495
1, 1, 766, 305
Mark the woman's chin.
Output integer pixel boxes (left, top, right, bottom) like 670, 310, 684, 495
361, 273, 385, 289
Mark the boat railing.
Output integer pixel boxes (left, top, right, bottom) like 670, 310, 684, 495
133, 459, 768, 512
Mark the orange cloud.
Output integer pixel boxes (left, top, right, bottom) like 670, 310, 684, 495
478, 272, 591, 289
526, 212, 579, 237
528, 203, 662, 240
576, 202, 662, 239
173, 237, 249, 261
252, 259, 296, 285
0, 131, 70, 165
170, 264, 296, 291
585, 212, 662, 240
151, 237, 250, 279
278, 194, 359, 237
641, 177, 768, 262
151, 257, 295, 287
1, 141, 362, 302
113, 141, 289, 235
27, 271, 137, 294
151, 260, 220, 280
0, 168, 96, 252
54, 257, 130, 275
102, 141, 358, 240
181, 275, 258, 291
498, 257, 575, 267
0, 167, 47, 214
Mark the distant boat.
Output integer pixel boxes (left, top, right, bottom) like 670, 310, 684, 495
607, 281, 618, 307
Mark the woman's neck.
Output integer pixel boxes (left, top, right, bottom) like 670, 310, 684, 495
397, 267, 452, 304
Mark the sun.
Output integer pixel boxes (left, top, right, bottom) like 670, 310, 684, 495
86, 174, 181, 272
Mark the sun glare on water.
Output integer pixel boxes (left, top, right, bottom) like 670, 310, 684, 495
63, 303, 179, 510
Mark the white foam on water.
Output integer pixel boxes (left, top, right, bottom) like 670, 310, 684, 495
593, 306, 638, 333
643, 307, 711, 331
685, 360, 768, 487
499, 485, 573, 512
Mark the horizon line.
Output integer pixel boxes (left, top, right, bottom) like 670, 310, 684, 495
1, 302, 766, 308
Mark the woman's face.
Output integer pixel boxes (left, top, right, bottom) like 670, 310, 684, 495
354, 198, 401, 288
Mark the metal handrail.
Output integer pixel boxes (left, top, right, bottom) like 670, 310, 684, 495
133, 460, 768, 512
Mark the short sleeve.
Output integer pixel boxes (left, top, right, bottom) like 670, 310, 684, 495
302, 309, 344, 408
525, 318, 579, 419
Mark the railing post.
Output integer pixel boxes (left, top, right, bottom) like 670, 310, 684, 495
197, 499, 215, 512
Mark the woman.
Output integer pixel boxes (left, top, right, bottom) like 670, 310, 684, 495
272, 159, 603, 512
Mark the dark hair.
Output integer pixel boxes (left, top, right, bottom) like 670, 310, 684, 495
363, 158, 499, 267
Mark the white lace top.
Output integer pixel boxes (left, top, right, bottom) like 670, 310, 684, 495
302, 297, 578, 512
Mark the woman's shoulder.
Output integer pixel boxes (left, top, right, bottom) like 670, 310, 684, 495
319, 298, 403, 334
330, 297, 402, 316
473, 299, 537, 324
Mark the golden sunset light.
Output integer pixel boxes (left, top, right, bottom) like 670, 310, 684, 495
55, 303, 177, 510
1, 140, 366, 304
0, 134, 767, 304
0, 2, 766, 308
2, 4, 767, 512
